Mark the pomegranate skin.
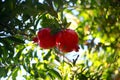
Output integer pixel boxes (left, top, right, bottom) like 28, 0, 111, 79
32, 37, 38, 43
37, 28, 56, 49
56, 29, 79, 53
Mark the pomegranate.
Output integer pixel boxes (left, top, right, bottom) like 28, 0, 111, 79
32, 37, 38, 43
56, 29, 79, 53
37, 28, 56, 49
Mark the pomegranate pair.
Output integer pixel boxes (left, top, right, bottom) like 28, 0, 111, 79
33, 28, 79, 53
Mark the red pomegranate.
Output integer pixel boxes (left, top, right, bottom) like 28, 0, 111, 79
32, 37, 38, 43
37, 28, 56, 49
56, 29, 79, 53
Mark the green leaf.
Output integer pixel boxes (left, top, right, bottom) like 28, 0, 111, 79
0, 67, 8, 77
53, 0, 63, 10
0, 46, 7, 59
12, 67, 19, 80
44, 0, 58, 17
55, 54, 60, 62
49, 69, 62, 80
77, 73, 88, 80
14, 46, 25, 63
65, 22, 71, 28
43, 49, 52, 60
1, 38, 14, 53
8, 36, 25, 44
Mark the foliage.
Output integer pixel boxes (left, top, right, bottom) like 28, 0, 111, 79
0, 0, 120, 80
